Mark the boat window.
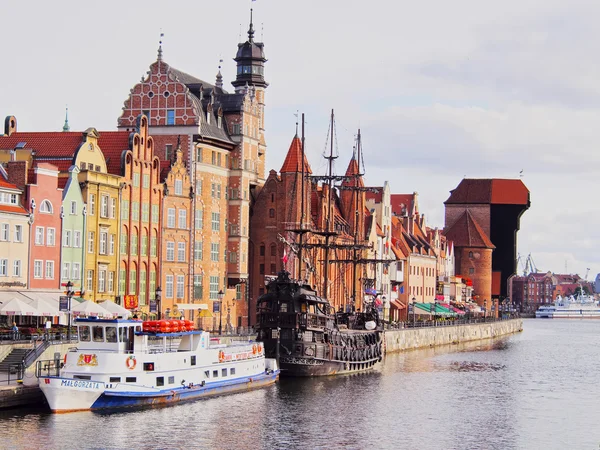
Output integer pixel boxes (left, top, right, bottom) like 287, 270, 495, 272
79, 326, 91, 342
205, 370, 210, 378
105, 327, 118, 343
301, 303, 307, 313
230, 368, 236, 375
135, 326, 142, 332
92, 326, 104, 342
156, 377, 164, 387
280, 303, 288, 313
213, 370, 218, 378
191, 355, 196, 366
110, 377, 121, 383
118, 327, 127, 342
74, 375, 91, 380
126, 377, 136, 382
143, 362, 155, 371
168, 376, 175, 384
222, 368, 227, 377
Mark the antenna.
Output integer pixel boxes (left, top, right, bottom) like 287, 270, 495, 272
294, 110, 299, 136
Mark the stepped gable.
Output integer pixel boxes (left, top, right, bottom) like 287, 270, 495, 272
443, 210, 495, 249
280, 135, 312, 174
445, 178, 529, 205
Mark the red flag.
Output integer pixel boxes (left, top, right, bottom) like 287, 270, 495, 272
282, 249, 288, 264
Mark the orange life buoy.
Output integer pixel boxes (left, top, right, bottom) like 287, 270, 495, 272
258, 345, 263, 353
63, 354, 67, 364
218, 350, 225, 362
252, 344, 257, 355
126, 355, 137, 370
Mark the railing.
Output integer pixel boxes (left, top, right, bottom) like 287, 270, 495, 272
2, 363, 24, 385
23, 337, 50, 368
36, 359, 61, 379
385, 314, 520, 330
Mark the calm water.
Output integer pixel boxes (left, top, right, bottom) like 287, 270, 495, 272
1, 319, 599, 450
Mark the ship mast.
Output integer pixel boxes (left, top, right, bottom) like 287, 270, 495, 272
298, 113, 306, 282
323, 109, 337, 299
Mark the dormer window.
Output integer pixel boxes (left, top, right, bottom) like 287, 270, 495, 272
40, 200, 53, 214
206, 112, 211, 125
218, 116, 222, 129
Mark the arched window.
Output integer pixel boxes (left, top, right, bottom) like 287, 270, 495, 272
468, 251, 474, 258
270, 243, 277, 257
269, 208, 275, 218
40, 200, 53, 214
260, 244, 265, 256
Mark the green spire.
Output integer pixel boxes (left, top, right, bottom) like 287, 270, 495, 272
62, 106, 70, 132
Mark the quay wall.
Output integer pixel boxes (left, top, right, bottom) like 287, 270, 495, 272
383, 319, 523, 353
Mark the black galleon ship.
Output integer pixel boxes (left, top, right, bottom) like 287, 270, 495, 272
256, 270, 382, 376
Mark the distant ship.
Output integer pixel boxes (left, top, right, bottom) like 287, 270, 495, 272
535, 294, 600, 318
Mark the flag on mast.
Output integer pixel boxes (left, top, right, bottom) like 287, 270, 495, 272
282, 249, 288, 264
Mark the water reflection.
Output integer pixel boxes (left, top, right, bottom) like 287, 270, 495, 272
1, 320, 600, 449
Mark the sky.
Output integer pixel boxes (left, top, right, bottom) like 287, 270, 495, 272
2, 0, 599, 281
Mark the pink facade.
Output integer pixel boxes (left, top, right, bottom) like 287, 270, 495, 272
27, 163, 63, 289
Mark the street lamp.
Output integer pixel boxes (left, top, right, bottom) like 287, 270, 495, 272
483, 299, 488, 321
218, 290, 224, 335
155, 286, 162, 320
226, 301, 232, 335
412, 297, 416, 326
66, 281, 74, 341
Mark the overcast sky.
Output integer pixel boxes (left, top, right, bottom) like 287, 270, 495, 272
2, 0, 598, 281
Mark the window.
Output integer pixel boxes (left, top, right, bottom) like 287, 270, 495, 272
167, 109, 175, 125
259, 264, 264, 275
74, 231, 81, 248
110, 198, 117, 219
0, 223, 8, 241
195, 209, 203, 229
166, 242, 175, 261
222, 368, 227, 377
149, 271, 156, 299
40, 200, 53, 213
194, 241, 203, 260
101, 195, 109, 218
141, 204, 149, 223
165, 144, 173, 160
177, 242, 186, 262
469, 251, 473, 258
132, 202, 139, 221
178, 209, 187, 229
121, 200, 129, 220
166, 275, 174, 298
13, 260, 20, 277
133, 173, 140, 187
62, 262, 70, 279
88, 232, 95, 253
34, 260, 42, 278
131, 234, 138, 255
270, 264, 276, 274
63, 230, 71, 247
151, 205, 159, 223
217, 153, 222, 166
190, 356, 196, 366
129, 269, 137, 293
88, 194, 95, 216
196, 179, 202, 195
108, 271, 114, 292
14, 225, 22, 242
141, 235, 147, 256
119, 269, 126, 295
236, 284, 242, 300
212, 152, 216, 165
175, 179, 183, 195
120, 234, 128, 254
211, 243, 219, 261
269, 208, 275, 218
196, 147, 203, 162
194, 274, 203, 299
211, 212, 220, 231
143, 174, 150, 189
45, 261, 54, 279
209, 276, 219, 299
213, 370, 218, 378
100, 230, 108, 255
150, 236, 157, 257
0, 259, 8, 276
109, 234, 115, 255
35, 227, 44, 245
72, 263, 80, 280
167, 208, 175, 228
469, 268, 475, 275
98, 270, 106, 293
230, 368, 236, 375
176, 275, 184, 299
217, 184, 221, 199
271, 244, 276, 257
260, 245, 265, 256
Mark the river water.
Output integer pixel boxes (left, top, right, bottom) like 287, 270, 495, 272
1, 319, 599, 450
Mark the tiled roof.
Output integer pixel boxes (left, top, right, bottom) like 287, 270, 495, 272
365, 187, 382, 203
391, 194, 415, 216
98, 132, 132, 176
443, 210, 495, 249
170, 67, 217, 91
0, 178, 18, 190
342, 157, 363, 187
0, 204, 28, 215
280, 135, 312, 174
445, 178, 529, 205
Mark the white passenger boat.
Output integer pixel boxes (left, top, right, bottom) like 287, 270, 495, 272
37, 318, 279, 413
535, 294, 600, 318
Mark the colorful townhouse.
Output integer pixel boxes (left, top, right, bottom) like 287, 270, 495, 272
60, 166, 85, 294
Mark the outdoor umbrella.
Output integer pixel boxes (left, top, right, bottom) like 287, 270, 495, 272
99, 300, 132, 318
0, 297, 38, 316
26, 298, 60, 317
71, 299, 110, 317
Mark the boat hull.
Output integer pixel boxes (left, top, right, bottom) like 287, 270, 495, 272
40, 371, 279, 413
279, 356, 380, 377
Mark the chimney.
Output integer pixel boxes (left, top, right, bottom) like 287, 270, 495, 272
6, 160, 28, 191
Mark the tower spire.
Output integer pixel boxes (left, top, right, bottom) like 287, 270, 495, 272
248, 8, 255, 42
215, 58, 223, 89
157, 31, 164, 61
62, 106, 70, 132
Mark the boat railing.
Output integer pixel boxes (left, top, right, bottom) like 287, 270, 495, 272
36, 359, 61, 378
259, 312, 296, 327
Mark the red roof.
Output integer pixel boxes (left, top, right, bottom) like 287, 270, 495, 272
445, 179, 529, 205
0, 178, 19, 190
391, 194, 416, 216
98, 132, 131, 176
0, 204, 28, 215
443, 210, 495, 249
280, 135, 312, 174
365, 187, 383, 203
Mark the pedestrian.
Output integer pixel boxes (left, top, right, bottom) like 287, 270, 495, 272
12, 322, 18, 340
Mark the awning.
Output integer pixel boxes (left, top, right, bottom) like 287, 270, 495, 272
439, 302, 465, 316
391, 299, 406, 309
176, 303, 209, 311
